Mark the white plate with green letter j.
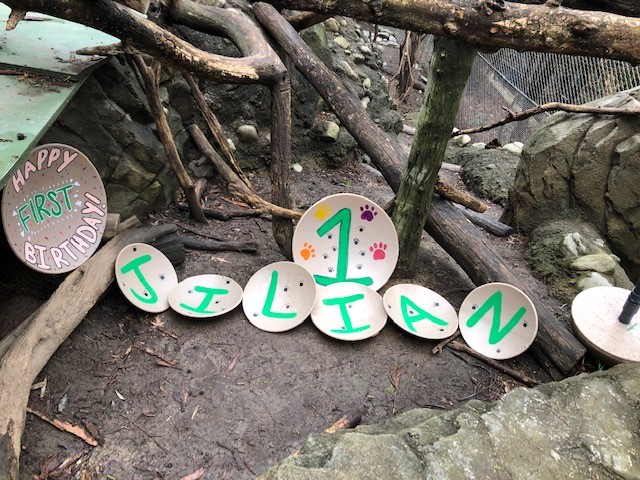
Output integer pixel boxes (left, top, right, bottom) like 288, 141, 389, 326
459, 283, 538, 360
169, 274, 243, 318
310, 282, 387, 341
243, 261, 316, 332
115, 243, 178, 313
383, 284, 458, 339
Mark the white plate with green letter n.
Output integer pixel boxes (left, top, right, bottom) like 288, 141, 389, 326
115, 243, 178, 313
292, 193, 399, 292
242, 261, 316, 332
169, 274, 243, 318
1, 144, 107, 274
310, 282, 387, 341
383, 284, 458, 339
459, 283, 538, 360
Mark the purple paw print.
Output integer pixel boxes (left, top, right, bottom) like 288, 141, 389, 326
360, 204, 377, 221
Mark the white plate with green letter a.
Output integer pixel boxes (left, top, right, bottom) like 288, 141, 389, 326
169, 274, 243, 318
458, 283, 538, 360
310, 282, 387, 341
383, 284, 458, 339
115, 243, 178, 313
243, 261, 316, 332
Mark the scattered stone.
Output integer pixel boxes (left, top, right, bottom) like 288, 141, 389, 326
361, 97, 371, 109
324, 17, 340, 33
485, 163, 496, 170
236, 124, 259, 143
333, 36, 350, 49
374, 44, 385, 54
338, 60, 359, 81
359, 45, 373, 55
361, 153, 371, 164
453, 134, 471, 147
227, 138, 236, 152
577, 272, 613, 290
351, 53, 366, 64
292, 162, 303, 173
340, 18, 347, 26
362, 77, 372, 89
502, 142, 523, 155
570, 253, 617, 273
471, 142, 486, 149
320, 121, 340, 142
562, 232, 587, 257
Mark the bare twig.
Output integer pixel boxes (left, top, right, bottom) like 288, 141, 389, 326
455, 101, 640, 137
26, 408, 99, 446
133, 342, 178, 366
5, 8, 26, 30
447, 341, 541, 386
432, 331, 461, 354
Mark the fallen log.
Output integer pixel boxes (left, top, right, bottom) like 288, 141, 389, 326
459, 208, 515, 237
182, 236, 259, 254
254, 3, 585, 376
178, 203, 262, 221
0, 224, 177, 480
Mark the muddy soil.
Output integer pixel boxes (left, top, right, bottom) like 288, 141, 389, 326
2, 29, 577, 480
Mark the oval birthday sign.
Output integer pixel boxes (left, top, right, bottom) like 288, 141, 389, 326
1, 144, 107, 274
292, 193, 399, 291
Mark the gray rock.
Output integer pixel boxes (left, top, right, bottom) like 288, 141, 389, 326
562, 232, 587, 257
320, 121, 340, 142
570, 253, 617, 273
333, 36, 350, 49
337, 60, 359, 81
264, 365, 640, 479
359, 45, 373, 55
351, 53, 366, 64
503, 87, 640, 275
576, 272, 613, 290
362, 77, 372, 89
324, 18, 340, 33
236, 124, 259, 143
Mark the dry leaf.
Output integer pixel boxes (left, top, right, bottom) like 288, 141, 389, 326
227, 352, 242, 375
180, 468, 206, 480
115, 390, 125, 401
151, 315, 166, 329
389, 364, 403, 390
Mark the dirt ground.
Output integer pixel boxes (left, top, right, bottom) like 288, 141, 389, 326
0, 30, 579, 480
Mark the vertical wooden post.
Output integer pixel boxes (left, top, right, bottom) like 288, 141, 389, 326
270, 70, 294, 260
392, 38, 476, 276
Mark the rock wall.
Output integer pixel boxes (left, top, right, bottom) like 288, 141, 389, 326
502, 87, 640, 277
262, 364, 640, 480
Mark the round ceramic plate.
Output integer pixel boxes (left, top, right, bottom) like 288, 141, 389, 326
383, 284, 458, 339
310, 282, 387, 341
458, 282, 538, 360
571, 286, 640, 364
115, 243, 178, 313
243, 261, 317, 332
1, 143, 107, 273
292, 193, 399, 292
169, 274, 243, 318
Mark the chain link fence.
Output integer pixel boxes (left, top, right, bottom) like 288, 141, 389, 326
456, 48, 640, 144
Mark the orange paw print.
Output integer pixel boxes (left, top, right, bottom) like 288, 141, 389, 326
300, 242, 316, 260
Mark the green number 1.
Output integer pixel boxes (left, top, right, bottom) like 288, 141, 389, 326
313, 208, 373, 287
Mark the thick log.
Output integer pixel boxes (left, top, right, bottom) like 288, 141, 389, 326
460, 208, 515, 237
269, 71, 294, 260
392, 38, 476, 275
262, 0, 640, 65
254, 2, 585, 376
0, 224, 177, 480
514, 0, 639, 18
182, 237, 259, 254
3, 0, 285, 84
282, 10, 331, 30
114, 0, 150, 14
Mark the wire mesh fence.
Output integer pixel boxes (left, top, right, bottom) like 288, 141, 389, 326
455, 48, 640, 144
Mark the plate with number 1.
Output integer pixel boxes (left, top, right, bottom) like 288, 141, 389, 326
292, 193, 399, 291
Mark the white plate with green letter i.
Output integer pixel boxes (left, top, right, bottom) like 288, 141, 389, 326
169, 274, 243, 318
383, 284, 458, 339
310, 282, 387, 341
115, 243, 178, 313
242, 261, 316, 332
459, 283, 538, 360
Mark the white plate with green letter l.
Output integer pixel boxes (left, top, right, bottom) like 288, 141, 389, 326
458, 282, 538, 360
383, 284, 458, 339
292, 193, 399, 291
115, 243, 178, 313
169, 274, 243, 318
242, 261, 316, 332
310, 282, 387, 341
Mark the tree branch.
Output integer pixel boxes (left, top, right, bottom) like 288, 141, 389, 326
260, 0, 640, 65
455, 101, 640, 136
3, 0, 286, 84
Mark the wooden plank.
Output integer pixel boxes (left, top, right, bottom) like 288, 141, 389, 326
0, 74, 84, 188
0, 3, 118, 79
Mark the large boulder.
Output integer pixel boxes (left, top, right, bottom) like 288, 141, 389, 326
502, 87, 640, 277
262, 364, 640, 479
